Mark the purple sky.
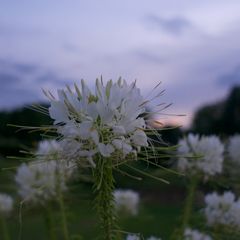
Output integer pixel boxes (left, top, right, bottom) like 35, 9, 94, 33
1, 1, 240, 127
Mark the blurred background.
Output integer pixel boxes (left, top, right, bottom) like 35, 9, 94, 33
1, 1, 240, 239
1, 0, 240, 154
1, 1, 240, 123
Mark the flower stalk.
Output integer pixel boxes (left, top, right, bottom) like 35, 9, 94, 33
56, 168, 70, 240
0, 214, 10, 240
93, 155, 118, 240
44, 205, 56, 240
181, 177, 198, 234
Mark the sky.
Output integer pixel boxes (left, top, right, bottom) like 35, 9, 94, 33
1, 0, 240, 127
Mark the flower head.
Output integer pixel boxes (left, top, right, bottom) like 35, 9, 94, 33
0, 193, 13, 215
204, 191, 240, 228
184, 228, 212, 240
15, 160, 72, 204
114, 189, 139, 216
177, 134, 224, 178
46, 79, 150, 167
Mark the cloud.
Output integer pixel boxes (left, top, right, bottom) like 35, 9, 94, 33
133, 50, 166, 64
36, 72, 72, 85
0, 23, 47, 37
0, 59, 38, 75
217, 66, 240, 86
0, 72, 21, 90
145, 14, 191, 34
62, 43, 82, 54
0, 88, 42, 109
0, 59, 75, 109
12, 63, 38, 74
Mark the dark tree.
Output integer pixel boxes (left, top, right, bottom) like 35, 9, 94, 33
0, 104, 51, 156
191, 86, 240, 135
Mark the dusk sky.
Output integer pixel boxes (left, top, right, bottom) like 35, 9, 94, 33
1, 1, 240, 127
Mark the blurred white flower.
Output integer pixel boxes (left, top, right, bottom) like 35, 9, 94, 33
184, 228, 212, 240
15, 160, 73, 204
46, 79, 150, 166
126, 235, 161, 240
126, 235, 140, 240
228, 134, 240, 165
147, 236, 162, 240
177, 134, 224, 178
36, 139, 60, 156
114, 189, 139, 216
204, 191, 240, 228
0, 193, 13, 215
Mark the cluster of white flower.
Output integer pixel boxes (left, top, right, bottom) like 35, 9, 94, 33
114, 189, 139, 216
177, 134, 224, 178
184, 228, 212, 240
126, 234, 161, 240
15, 160, 73, 204
204, 191, 240, 228
46, 79, 149, 167
227, 134, 240, 165
0, 193, 13, 215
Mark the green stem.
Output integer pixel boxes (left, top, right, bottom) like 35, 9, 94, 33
0, 214, 10, 240
58, 189, 70, 240
56, 168, 70, 240
181, 177, 198, 235
44, 205, 57, 240
94, 156, 118, 240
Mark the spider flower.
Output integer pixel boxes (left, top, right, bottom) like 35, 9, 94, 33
184, 228, 212, 240
0, 193, 13, 215
114, 189, 139, 216
204, 191, 240, 228
228, 134, 240, 165
177, 134, 224, 178
15, 160, 72, 204
45, 79, 151, 167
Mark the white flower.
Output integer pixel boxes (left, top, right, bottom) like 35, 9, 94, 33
125, 235, 161, 240
112, 125, 126, 136
184, 228, 212, 240
49, 100, 69, 124
15, 160, 72, 204
147, 236, 162, 240
46, 78, 151, 166
112, 138, 133, 155
177, 134, 224, 178
131, 130, 148, 147
228, 134, 240, 165
204, 191, 240, 228
114, 189, 139, 216
0, 193, 13, 215
126, 234, 140, 240
98, 143, 114, 157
